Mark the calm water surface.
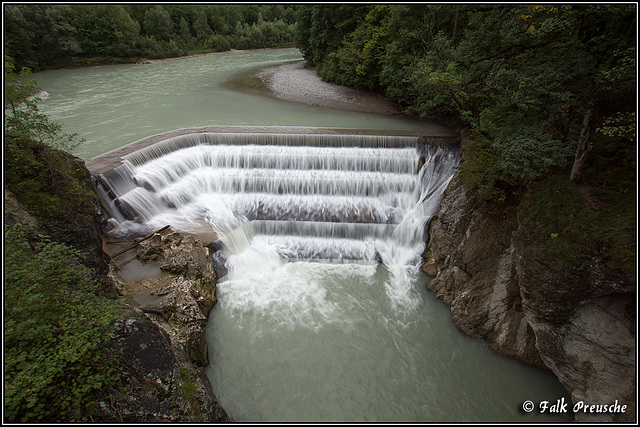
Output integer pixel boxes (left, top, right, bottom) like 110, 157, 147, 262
33, 48, 571, 422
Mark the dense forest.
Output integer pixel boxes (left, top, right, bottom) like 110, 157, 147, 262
296, 4, 635, 186
296, 4, 635, 273
4, 4, 297, 70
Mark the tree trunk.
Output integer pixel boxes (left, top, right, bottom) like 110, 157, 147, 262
451, 6, 460, 47
570, 107, 594, 183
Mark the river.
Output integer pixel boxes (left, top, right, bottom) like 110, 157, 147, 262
33, 48, 572, 422
32, 48, 445, 160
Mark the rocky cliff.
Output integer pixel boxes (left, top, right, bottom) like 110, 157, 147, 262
425, 172, 635, 422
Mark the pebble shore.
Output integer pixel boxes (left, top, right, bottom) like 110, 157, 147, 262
255, 61, 402, 115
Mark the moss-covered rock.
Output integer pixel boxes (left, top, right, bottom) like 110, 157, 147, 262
4, 134, 114, 295
95, 306, 232, 422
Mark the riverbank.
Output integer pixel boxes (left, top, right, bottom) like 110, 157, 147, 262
140, 47, 409, 117
40, 46, 298, 71
253, 61, 402, 115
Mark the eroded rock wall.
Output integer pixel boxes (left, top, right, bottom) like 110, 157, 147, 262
95, 306, 231, 422
426, 172, 636, 422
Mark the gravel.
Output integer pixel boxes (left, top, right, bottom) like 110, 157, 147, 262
255, 61, 402, 115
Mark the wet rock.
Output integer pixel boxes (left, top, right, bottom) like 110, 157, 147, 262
515, 242, 636, 422
104, 230, 231, 422
126, 230, 218, 366
426, 174, 543, 367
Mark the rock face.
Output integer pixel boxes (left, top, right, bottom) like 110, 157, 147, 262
5, 140, 230, 421
426, 172, 635, 422
104, 230, 232, 422
95, 306, 231, 422
4, 154, 116, 297
135, 231, 218, 366
426, 174, 543, 367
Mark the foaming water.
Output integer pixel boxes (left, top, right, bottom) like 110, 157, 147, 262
206, 258, 571, 422
32, 49, 570, 420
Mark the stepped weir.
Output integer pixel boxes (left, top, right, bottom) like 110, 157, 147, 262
92, 129, 459, 268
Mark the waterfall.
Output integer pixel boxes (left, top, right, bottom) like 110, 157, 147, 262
98, 132, 459, 278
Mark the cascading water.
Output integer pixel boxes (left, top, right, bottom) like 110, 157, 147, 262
99, 132, 457, 270
99, 132, 571, 422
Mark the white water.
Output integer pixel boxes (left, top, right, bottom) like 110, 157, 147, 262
207, 263, 570, 422
100, 132, 455, 271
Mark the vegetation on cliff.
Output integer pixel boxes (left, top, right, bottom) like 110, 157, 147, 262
4, 223, 121, 422
4, 4, 298, 71
4, 56, 122, 422
4, 55, 230, 422
295, 4, 636, 276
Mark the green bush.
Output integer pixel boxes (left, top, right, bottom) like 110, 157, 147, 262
4, 222, 121, 422
458, 131, 511, 202
517, 175, 599, 265
493, 123, 573, 181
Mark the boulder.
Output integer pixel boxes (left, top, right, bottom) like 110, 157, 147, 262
105, 230, 232, 422
112, 230, 218, 367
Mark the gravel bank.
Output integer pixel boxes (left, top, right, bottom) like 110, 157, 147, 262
255, 61, 402, 115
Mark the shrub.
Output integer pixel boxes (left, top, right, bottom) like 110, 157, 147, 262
4, 222, 121, 422
493, 123, 573, 181
458, 131, 511, 202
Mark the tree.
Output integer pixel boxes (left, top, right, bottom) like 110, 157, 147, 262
143, 5, 175, 42
4, 56, 120, 422
294, 4, 636, 189
71, 5, 139, 57
4, 56, 83, 152
566, 5, 636, 182
4, 5, 38, 69
193, 9, 213, 46
3, 5, 80, 70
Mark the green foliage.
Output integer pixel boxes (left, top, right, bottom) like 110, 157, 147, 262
4, 222, 121, 422
4, 56, 94, 219
4, 4, 299, 71
295, 4, 636, 191
4, 5, 80, 70
597, 111, 636, 139
458, 131, 510, 202
179, 366, 203, 422
4, 56, 84, 152
518, 165, 635, 275
493, 124, 574, 181
143, 5, 174, 42
517, 175, 595, 264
